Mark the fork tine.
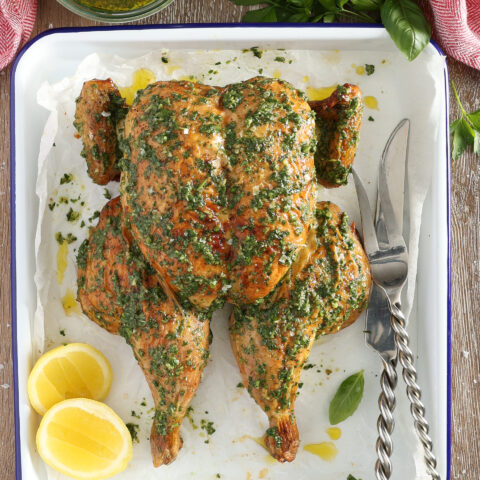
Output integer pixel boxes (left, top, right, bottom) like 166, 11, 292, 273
352, 167, 379, 257
377, 119, 410, 247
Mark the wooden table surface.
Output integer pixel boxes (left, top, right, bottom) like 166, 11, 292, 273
1, 0, 479, 478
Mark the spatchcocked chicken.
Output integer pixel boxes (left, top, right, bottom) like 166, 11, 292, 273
74, 74, 370, 466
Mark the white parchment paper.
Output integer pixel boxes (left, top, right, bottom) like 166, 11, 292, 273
34, 48, 446, 480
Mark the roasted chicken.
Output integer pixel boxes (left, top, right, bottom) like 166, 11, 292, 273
77, 197, 210, 466
74, 74, 369, 467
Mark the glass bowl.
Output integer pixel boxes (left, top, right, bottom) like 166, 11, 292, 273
56, 0, 175, 23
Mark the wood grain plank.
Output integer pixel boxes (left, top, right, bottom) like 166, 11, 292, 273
448, 57, 480, 480
0, 1, 478, 478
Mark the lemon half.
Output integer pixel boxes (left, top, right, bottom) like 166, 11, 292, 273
36, 398, 132, 480
28, 343, 113, 415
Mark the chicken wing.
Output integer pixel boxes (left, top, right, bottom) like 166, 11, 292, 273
309, 84, 363, 188
74, 79, 128, 185
77, 197, 210, 466
229, 201, 371, 462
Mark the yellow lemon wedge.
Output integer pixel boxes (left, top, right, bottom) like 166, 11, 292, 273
36, 398, 132, 480
28, 343, 112, 415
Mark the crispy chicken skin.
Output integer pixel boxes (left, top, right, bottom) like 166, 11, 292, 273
229, 201, 371, 462
120, 77, 316, 310
77, 197, 210, 466
74, 79, 127, 185
309, 84, 363, 188
222, 77, 316, 305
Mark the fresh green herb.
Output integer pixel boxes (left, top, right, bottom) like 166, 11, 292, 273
450, 81, 480, 161
104, 188, 111, 199
89, 211, 100, 222
66, 208, 80, 222
236, 382, 245, 388
55, 232, 77, 244
380, 0, 431, 61
60, 173, 73, 185
161, 56, 169, 63
274, 56, 286, 62
242, 46, 263, 58
230, 0, 431, 61
59, 329, 66, 336
365, 64, 375, 75
126, 423, 139, 443
329, 370, 364, 425
368, 116, 375, 122
347, 475, 362, 480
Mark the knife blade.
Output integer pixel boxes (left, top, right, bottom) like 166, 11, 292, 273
365, 119, 410, 361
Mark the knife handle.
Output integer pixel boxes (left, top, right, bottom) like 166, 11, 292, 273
375, 357, 397, 480
390, 303, 441, 480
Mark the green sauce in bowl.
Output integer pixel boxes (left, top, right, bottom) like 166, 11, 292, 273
57, 0, 175, 22
75, 0, 156, 12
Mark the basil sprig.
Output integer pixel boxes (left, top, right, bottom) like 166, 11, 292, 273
451, 81, 480, 161
230, 0, 431, 61
328, 370, 365, 425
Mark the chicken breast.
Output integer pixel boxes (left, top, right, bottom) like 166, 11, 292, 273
229, 201, 371, 462
120, 77, 317, 310
77, 197, 210, 466
222, 77, 317, 304
74, 79, 127, 185
120, 81, 230, 312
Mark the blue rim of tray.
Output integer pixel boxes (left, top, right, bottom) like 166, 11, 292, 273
10, 22, 452, 480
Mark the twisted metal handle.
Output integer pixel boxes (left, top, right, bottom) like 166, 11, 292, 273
390, 303, 441, 480
375, 357, 398, 480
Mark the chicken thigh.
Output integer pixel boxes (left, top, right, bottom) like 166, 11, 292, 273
229, 201, 371, 462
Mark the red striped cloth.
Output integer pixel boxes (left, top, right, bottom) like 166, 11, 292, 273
426, 0, 480, 70
0, 0, 37, 71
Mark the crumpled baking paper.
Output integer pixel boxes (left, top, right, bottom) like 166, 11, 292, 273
33, 48, 446, 480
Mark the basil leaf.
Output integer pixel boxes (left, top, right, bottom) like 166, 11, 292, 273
323, 12, 337, 22
230, 0, 267, 5
288, 0, 313, 7
275, 7, 295, 21
450, 118, 460, 134
347, 475, 362, 480
451, 117, 475, 161
467, 109, 480, 130
243, 6, 278, 22
317, 0, 337, 10
329, 370, 364, 425
288, 12, 311, 21
381, 0, 431, 61
350, 0, 382, 10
